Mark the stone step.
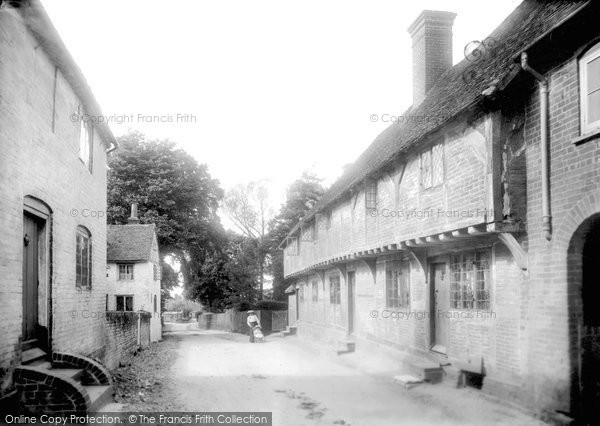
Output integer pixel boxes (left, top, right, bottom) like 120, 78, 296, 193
22, 339, 39, 351
28, 359, 52, 369
406, 359, 444, 384
85, 385, 113, 412
51, 368, 84, 382
335, 341, 356, 356
22, 347, 47, 365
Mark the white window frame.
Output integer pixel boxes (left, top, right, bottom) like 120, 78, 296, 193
580, 42, 600, 135
118, 263, 134, 280
78, 105, 93, 171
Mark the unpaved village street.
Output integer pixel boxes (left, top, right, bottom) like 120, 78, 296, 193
122, 324, 544, 426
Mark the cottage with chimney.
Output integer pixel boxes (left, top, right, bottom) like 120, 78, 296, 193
281, 1, 600, 422
0, 0, 116, 414
107, 205, 162, 343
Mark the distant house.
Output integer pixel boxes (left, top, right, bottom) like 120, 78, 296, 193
281, 1, 600, 422
107, 205, 162, 342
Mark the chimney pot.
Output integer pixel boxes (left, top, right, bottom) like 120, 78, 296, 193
128, 203, 140, 225
407, 10, 457, 106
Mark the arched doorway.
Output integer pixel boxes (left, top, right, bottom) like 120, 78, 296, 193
569, 213, 600, 422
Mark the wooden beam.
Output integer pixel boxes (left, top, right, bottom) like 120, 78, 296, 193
498, 233, 528, 271
467, 225, 487, 235
438, 232, 454, 242
451, 229, 471, 238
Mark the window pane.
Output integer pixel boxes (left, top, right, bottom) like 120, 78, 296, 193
87, 239, 92, 288
116, 296, 124, 311
587, 57, 600, 93
126, 296, 133, 311
587, 90, 600, 124
76, 235, 82, 286
432, 144, 444, 186
421, 150, 432, 188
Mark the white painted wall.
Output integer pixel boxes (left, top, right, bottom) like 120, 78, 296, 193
107, 235, 162, 342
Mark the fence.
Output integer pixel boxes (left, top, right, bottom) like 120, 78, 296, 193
197, 310, 288, 334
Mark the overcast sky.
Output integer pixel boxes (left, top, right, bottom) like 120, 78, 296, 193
42, 0, 522, 214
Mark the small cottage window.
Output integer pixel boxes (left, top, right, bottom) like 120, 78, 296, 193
116, 295, 134, 312
312, 280, 319, 301
431, 143, 445, 186
449, 250, 490, 310
118, 264, 134, 280
580, 42, 600, 134
329, 275, 341, 304
386, 261, 410, 308
76, 226, 92, 289
78, 105, 93, 171
365, 181, 377, 210
421, 142, 444, 189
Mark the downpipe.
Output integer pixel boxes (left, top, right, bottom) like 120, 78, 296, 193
521, 52, 552, 241
137, 310, 141, 346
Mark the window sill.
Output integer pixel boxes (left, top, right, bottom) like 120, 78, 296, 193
572, 129, 600, 145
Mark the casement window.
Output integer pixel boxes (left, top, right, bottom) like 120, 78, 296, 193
421, 142, 444, 189
118, 264, 134, 280
580, 42, 600, 134
449, 250, 491, 310
312, 280, 319, 302
386, 261, 410, 308
153, 263, 161, 281
301, 223, 315, 242
365, 181, 377, 210
78, 105, 93, 171
329, 275, 341, 304
116, 295, 134, 312
75, 226, 92, 289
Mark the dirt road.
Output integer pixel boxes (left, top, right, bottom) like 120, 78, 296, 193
166, 326, 541, 426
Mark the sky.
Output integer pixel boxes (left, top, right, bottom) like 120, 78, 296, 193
42, 0, 522, 215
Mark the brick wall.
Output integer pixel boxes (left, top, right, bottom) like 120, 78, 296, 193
103, 311, 151, 370
0, 9, 110, 392
521, 48, 600, 414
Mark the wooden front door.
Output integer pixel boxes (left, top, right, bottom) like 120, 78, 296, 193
347, 271, 355, 334
22, 213, 40, 342
431, 263, 448, 353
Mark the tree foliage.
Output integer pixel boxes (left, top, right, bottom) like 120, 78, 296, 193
267, 172, 326, 300
108, 131, 225, 304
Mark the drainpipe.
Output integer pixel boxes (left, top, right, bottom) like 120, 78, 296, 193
137, 310, 141, 346
521, 52, 552, 241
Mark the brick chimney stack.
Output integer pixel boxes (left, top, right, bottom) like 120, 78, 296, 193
127, 203, 140, 225
407, 10, 457, 106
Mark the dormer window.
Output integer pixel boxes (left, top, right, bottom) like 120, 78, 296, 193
580, 42, 600, 135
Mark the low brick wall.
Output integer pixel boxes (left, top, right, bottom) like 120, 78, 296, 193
103, 311, 151, 369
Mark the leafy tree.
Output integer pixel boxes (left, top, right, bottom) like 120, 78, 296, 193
267, 172, 326, 300
223, 181, 274, 299
108, 131, 225, 306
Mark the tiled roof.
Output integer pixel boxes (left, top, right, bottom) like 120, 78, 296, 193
107, 224, 156, 263
285, 0, 589, 241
